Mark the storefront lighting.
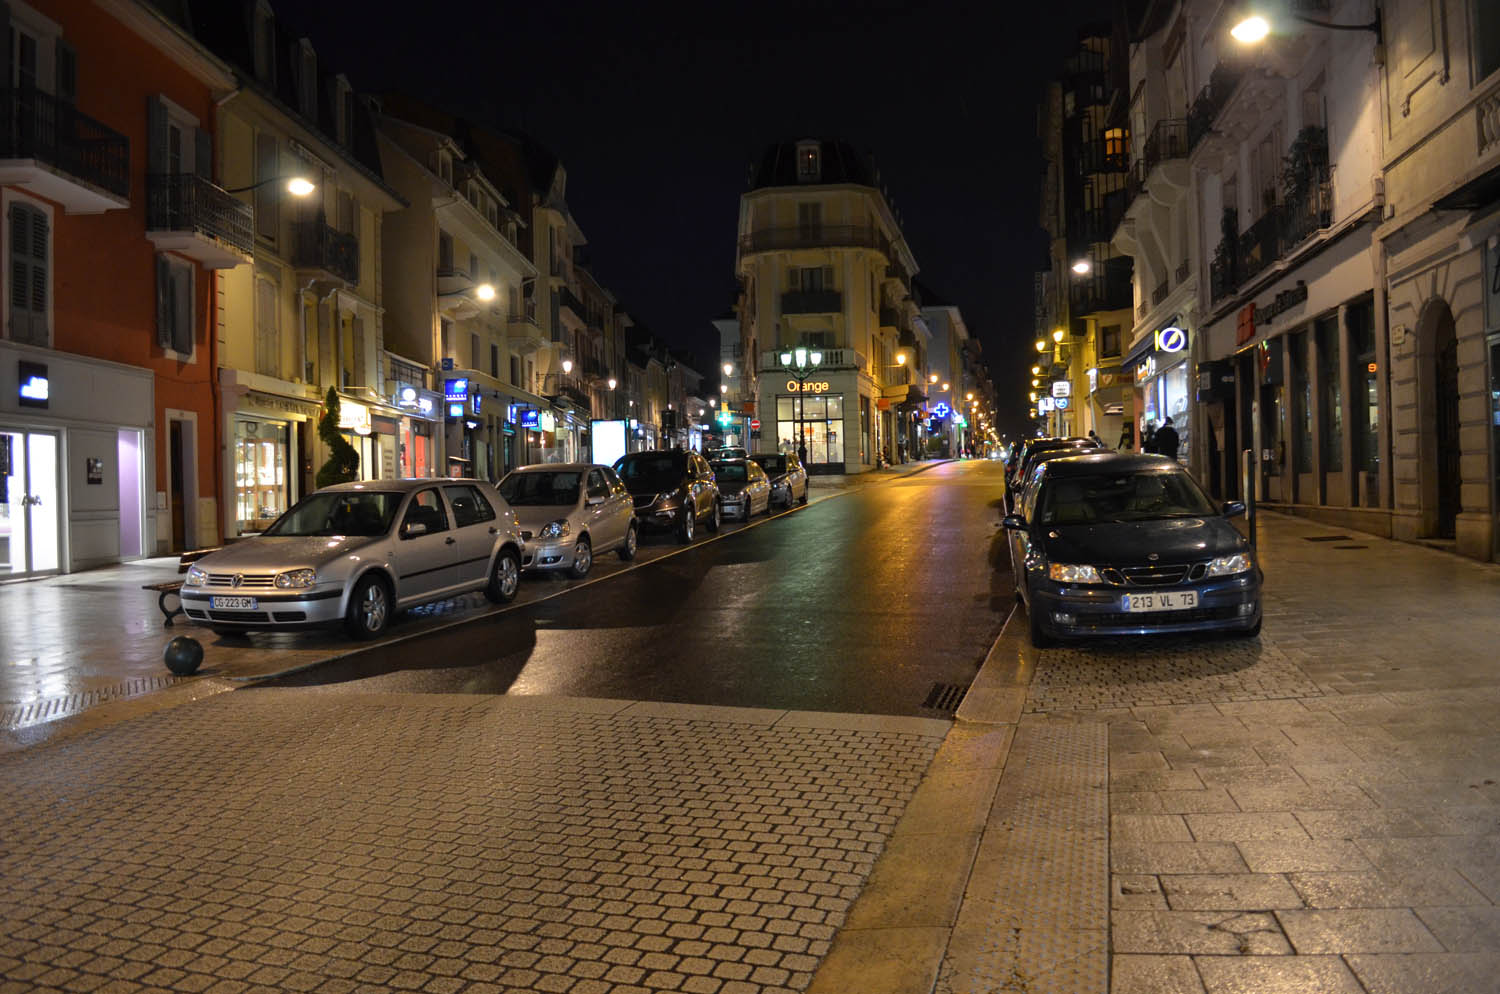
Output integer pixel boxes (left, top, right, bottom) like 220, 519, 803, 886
720, 384, 728, 394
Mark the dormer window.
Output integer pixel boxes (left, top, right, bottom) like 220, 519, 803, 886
253, 1, 275, 85
334, 75, 354, 146
296, 39, 317, 120
796, 141, 821, 183
435, 151, 452, 185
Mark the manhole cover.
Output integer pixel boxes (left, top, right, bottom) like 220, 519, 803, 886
921, 682, 968, 714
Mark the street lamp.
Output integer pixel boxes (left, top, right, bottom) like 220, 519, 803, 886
780, 347, 823, 464
1052, 328, 1065, 344
1230, 5, 1381, 43
607, 377, 617, 390
225, 175, 317, 197
723, 362, 734, 376
561, 358, 573, 375
1035, 339, 1048, 352
1071, 259, 1092, 275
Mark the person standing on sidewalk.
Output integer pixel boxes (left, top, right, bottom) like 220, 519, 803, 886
1155, 417, 1180, 461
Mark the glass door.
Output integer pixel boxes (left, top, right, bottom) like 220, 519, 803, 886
0, 429, 61, 576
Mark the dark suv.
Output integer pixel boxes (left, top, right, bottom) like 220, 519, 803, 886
614, 449, 721, 543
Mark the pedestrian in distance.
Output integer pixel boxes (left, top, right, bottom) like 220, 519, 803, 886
1116, 424, 1133, 452
1087, 429, 1101, 446
1155, 416, 1180, 460
1142, 423, 1158, 454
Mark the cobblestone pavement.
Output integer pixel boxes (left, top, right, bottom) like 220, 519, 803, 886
1014, 512, 1500, 993
0, 693, 947, 994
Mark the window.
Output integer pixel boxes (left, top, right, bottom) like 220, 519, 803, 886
510, 354, 521, 385
1291, 330, 1312, 473
440, 318, 452, 361
1478, 0, 1500, 81
1301, 75, 1325, 130
254, 276, 279, 377
341, 87, 356, 147
587, 470, 609, 499
469, 252, 478, 279
1253, 128, 1282, 211
796, 143, 821, 182
13, 25, 39, 89
1316, 314, 1342, 472
470, 332, 479, 369
436, 152, 452, 185
789, 265, 833, 291
255, 133, 278, 241
438, 231, 454, 271
443, 484, 495, 526
490, 343, 500, 378
253, 3, 276, 85
1099, 324, 1121, 358
54, 38, 76, 103
401, 489, 449, 535
797, 201, 822, 239
1348, 299, 1378, 479
155, 254, 193, 356
7, 201, 48, 346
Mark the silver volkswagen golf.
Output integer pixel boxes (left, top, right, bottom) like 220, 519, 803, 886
181, 479, 527, 639
497, 463, 638, 578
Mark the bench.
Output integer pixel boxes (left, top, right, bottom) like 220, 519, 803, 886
143, 581, 186, 627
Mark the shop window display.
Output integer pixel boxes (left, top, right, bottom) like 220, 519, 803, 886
234, 419, 289, 535
777, 394, 843, 464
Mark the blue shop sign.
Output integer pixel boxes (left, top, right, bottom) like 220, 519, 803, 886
443, 378, 469, 403
932, 402, 950, 419
520, 408, 540, 429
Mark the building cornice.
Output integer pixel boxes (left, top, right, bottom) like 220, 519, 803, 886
94, 0, 236, 92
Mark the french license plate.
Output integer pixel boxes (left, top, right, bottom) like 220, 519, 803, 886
210, 596, 258, 610
1121, 590, 1198, 612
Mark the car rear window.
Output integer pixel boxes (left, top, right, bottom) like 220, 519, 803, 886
1038, 470, 1218, 525
712, 462, 748, 481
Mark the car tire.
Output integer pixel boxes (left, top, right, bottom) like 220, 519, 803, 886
1027, 602, 1055, 649
484, 548, 521, 604
1235, 616, 1263, 638
677, 506, 695, 544
569, 537, 592, 579
799, 483, 809, 506
345, 574, 392, 640
705, 502, 720, 533
617, 522, 638, 561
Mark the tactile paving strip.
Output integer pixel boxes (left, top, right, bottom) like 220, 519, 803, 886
936, 720, 1108, 994
0, 675, 182, 729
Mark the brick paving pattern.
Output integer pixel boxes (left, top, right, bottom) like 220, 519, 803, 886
1018, 513, 1500, 993
0, 693, 945, 994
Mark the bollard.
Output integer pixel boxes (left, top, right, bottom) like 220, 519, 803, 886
1241, 448, 1257, 551
163, 636, 203, 676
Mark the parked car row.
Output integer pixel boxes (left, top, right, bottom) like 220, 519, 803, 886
1002, 448, 1262, 648
183, 450, 812, 641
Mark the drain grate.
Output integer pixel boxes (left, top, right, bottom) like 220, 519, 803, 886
0, 674, 182, 730
921, 682, 968, 714
1333, 544, 1368, 549
1303, 534, 1353, 542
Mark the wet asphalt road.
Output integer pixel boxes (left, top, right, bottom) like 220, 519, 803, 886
263, 459, 1015, 717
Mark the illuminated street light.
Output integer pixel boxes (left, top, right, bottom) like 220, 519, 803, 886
1052, 328, 1065, 344
607, 377, 617, 390
895, 350, 908, 366
227, 175, 317, 197
1031, 378, 1040, 387
1231, 15, 1271, 42
1031, 365, 1041, 375
474, 283, 496, 302
723, 362, 734, 376
1071, 259, 1092, 275
966, 392, 974, 400
941, 381, 949, 391
720, 384, 728, 394
561, 358, 574, 375
1035, 339, 1047, 352
929, 373, 939, 384
1230, 6, 1381, 45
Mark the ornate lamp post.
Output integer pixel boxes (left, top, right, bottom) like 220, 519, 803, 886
779, 347, 822, 465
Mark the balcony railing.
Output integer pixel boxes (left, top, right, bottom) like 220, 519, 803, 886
757, 347, 864, 373
885, 258, 912, 289
1188, 63, 1246, 151
1078, 139, 1130, 175
1208, 175, 1333, 305
146, 173, 252, 255
781, 290, 842, 315
559, 285, 586, 321
1069, 256, 1133, 315
878, 306, 900, 329
291, 215, 358, 283
0, 87, 129, 197
739, 224, 893, 257
1151, 280, 1169, 306
1175, 260, 1190, 284
1142, 118, 1188, 173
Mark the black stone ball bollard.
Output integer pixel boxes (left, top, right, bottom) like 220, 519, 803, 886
163, 636, 203, 676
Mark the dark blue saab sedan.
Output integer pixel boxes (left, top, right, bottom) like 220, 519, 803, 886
1003, 453, 1262, 648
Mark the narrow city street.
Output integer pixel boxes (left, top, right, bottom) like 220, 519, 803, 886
2, 462, 1499, 994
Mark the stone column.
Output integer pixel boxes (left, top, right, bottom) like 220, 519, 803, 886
1338, 303, 1356, 506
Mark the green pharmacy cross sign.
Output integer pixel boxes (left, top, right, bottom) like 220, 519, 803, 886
716, 409, 733, 427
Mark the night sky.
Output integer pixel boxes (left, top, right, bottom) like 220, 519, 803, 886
276, 1, 1116, 437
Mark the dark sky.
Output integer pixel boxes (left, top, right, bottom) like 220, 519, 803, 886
276, 1, 1115, 438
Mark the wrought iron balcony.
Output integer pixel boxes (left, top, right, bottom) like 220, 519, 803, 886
1208, 173, 1332, 305
1142, 119, 1188, 173
1068, 256, 1133, 315
878, 306, 900, 329
146, 172, 252, 267
740, 224, 894, 258
1188, 63, 1246, 151
0, 87, 129, 211
291, 215, 358, 284
757, 347, 864, 373
559, 285, 586, 322
781, 290, 842, 315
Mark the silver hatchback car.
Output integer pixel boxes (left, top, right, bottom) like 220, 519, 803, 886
181, 479, 527, 639
497, 464, 638, 578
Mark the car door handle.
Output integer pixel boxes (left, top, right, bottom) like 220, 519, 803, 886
488, 527, 498, 535
445, 536, 456, 545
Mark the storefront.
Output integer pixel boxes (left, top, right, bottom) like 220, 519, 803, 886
220, 376, 323, 539
389, 383, 442, 479
2, 344, 155, 575
1086, 365, 1129, 450
1125, 322, 1193, 463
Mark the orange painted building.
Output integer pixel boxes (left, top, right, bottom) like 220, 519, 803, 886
0, 0, 247, 575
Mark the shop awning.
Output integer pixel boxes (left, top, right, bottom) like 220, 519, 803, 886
1121, 333, 1156, 370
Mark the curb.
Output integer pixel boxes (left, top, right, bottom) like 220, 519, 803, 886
807, 602, 1026, 994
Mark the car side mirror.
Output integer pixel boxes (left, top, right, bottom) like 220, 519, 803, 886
402, 521, 428, 538
1002, 513, 1027, 531
1222, 501, 1246, 518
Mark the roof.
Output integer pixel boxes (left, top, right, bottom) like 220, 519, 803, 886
506, 463, 608, 473
316, 478, 492, 493
1037, 453, 1184, 476
748, 139, 877, 189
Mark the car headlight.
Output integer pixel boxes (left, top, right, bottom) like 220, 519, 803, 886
539, 519, 570, 539
275, 568, 317, 589
185, 566, 207, 587
1047, 563, 1102, 584
1204, 552, 1254, 577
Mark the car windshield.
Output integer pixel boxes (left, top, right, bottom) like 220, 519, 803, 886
1038, 470, 1218, 525
264, 491, 402, 537
712, 462, 748, 481
498, 471, 582, 506
615, 453, 685, 491
753, 455, 786, 475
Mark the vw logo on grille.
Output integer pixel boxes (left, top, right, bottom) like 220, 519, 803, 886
231, 574, 244, 588
1147, 553, 1159, 561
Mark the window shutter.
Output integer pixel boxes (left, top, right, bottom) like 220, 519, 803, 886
788, 266, 800, 290
28, 210, 45, 339
155, 255, 172, 349
8, 204, 46, 346
194, 127, 211, 181
54, 38, 76, 104
172, 263, 193, 354
823, 265, 833, 287
147, 95, 169, 176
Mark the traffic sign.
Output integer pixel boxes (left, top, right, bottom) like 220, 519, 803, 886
750, 418, 761, 431
1055, 397, 1070, 410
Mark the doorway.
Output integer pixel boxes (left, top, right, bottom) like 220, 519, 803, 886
0, 428, 62, 576
1435, 308, 1461, 538
166, 414, 198, 553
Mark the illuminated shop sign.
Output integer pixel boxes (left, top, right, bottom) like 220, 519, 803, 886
338, 398, 372, 435
932, 402, 951, 418
17, 360, 48, 408
443, 378, 469, 403
1038, 396, 1056, 413
448, 402, 464, 418
786, 379, 832, 393
1155, 325, 1188, 353
1051, 381, 1071, 398
521, 408, 540, 429
1055, 397, 1070, 410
